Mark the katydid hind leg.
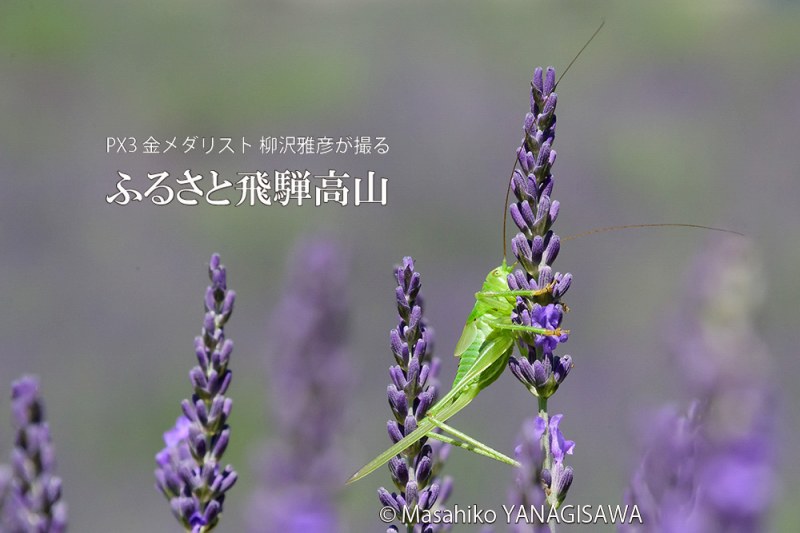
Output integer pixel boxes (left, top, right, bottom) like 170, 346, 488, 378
346, 388, 477, 484
347, 322, 514, 484
346, 416, 440, 485
428, 415, 520, 467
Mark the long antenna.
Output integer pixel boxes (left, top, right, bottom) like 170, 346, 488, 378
554, 19, 605, 90
502, 20, 606, 261
562, 223, 744, 242
501, 157, 519, 262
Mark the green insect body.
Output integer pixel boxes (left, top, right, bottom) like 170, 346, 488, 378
346, 260, 563, 485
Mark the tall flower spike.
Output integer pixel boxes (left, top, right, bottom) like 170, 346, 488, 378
505, 66, 575, 524
507, 65, 573, 400
622, 238, 778, 532
248, 238, 352, 532
155, 253, 237, 532
4, 375, 68, 532
379, 257, 453, 533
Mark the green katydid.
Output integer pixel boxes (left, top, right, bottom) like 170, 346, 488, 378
346, 258, 564, 485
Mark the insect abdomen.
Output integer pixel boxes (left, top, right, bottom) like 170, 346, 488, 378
452, 335, 483, 388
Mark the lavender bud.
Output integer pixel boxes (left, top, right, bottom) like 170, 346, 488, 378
388, 386, 408, 417
543, 66, 556, 95
532, 67, 544, 94
554, 355, 573, 384
532, 360, 549, 388
389, 457, 409, 487
554, 465, 574, 505
388, 421, 404, 444
543, 235, 560, 265
390, 365, 407, 389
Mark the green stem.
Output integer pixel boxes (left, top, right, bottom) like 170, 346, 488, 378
538, 396, 556, 533
538, 397, 551, 471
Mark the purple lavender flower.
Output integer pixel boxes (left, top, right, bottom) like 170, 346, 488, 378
3, 375, 67, 533
247, 238, 351, 533
379, 257, 452, 532
621, 405, 701, 532
506, 66, 573, 400
507, 418, 547, 533
543, 415, 574, 508
622, 238, 778, 532
155, 253, 237, 532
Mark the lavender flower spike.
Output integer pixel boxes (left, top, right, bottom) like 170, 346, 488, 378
5, 375, 68, 533
379, 257, 452, 532
248, 238, 352, 533
506, 65, 572, 400
622, 238, 778, 532
155, 253, 237, 532
503, 66, 575, 527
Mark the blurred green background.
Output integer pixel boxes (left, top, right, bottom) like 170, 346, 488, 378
1, 0, 798, 531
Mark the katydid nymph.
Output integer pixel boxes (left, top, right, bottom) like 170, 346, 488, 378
346, 259, 566, 485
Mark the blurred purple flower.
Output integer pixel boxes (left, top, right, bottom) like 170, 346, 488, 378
622, 405, 701, 532
508, 418, 547, 533
3, 375, 67, 532
622, 238, 778, 532
0, 464, 11, 530
155, 253, 237, 532
248, 238, 352, 532
379, 257, 452, 532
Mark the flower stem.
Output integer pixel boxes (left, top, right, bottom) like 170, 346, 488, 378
538, 396, 557, 533
538, 397, 551, 471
